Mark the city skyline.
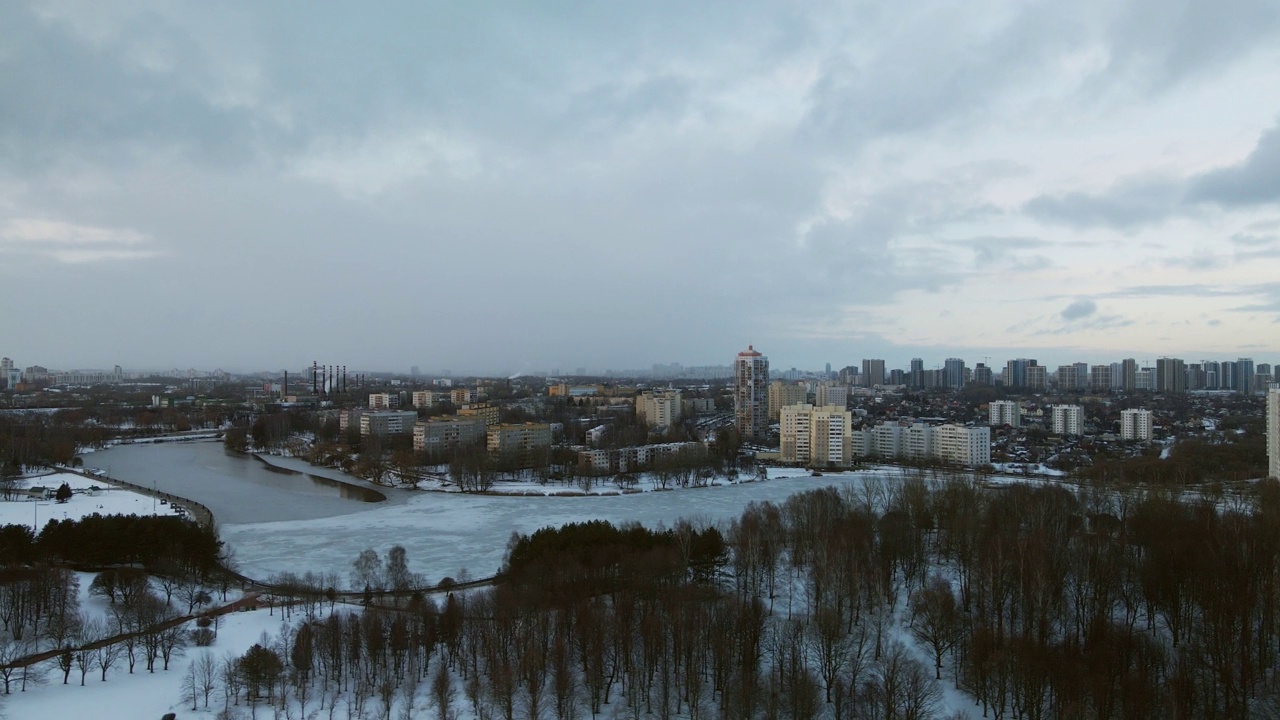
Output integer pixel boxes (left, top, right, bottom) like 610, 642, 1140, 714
2, 3, 1280, 374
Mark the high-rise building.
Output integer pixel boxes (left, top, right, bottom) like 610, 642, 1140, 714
1203, 360, 1221, 390
1268, 385, 1279, 480
972, 363, 993, 385
1156, 358, 1187, 394
1121, 358, 1137, 391
932, 425, 992, 466
909, 358, 924, 388
1056, 365, 1077, 390
861, 359, 886, 388
1051, 405, 1084, 436
1237, 358, 1256, 394
735, 346, 769, 441
1120, 409, 1154, 442
943, 358, 966, 389
768, 380, 808, 421
779, 404, 854, 466
989, 400, 1022, 427
0, 357, 13, 390
1027, 365, 1048, 390
1090, 365, 1112, 392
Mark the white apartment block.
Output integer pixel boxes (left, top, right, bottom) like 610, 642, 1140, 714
1052, 405, 1084, 436
1267, 385, 1278, 480
1120, 408, 1154, 442
578, 442, 701, 473
360, 410, 418, 436
903, 424, 933, 461
989, 400, 1021, 427
780, 404, 854, 466
872, 424, 903, 458
933, 424, 992, 466
636, 389, 682, 429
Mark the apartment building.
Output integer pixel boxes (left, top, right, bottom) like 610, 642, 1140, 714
780, 404, 854, 466
1051, 405, 1084, 436
413, 416, 487, 453
360, 410, 418, 436
636, 389, 682, 429
1120, 409, 1154, 442
989, 400, 1021, 427
487, 423, 553, 462
768, 380, 808, 421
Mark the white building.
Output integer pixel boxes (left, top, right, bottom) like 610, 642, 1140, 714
932, 424, 991, 466
368, 392, 399, 410
903, 424, 933, 461
871, 424, 903, 458
989, 400, 1021, 427
1120, 409, 1154, 442
360, 410, 418, 436
1051, 405, 1084, 436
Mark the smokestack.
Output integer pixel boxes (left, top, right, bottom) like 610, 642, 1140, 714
342, 366, 346, 393
312, 361, 317, 394
283, 370, 288, 400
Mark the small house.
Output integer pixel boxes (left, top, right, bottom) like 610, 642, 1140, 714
26, 486, 53, 500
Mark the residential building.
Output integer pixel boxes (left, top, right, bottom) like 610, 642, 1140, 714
768, 380, 808, 421
1237, 358, 1256, 394
1135, 368, 1155, 391
972, 363, 993, 385
871, 424, 903, 458
1056, 365, 1077, 390
1269, 384, 1279, 480
368, 392, 399, 410
339, 408, 366, 431
1027, 365, 1047, 390
412, 416, 486, 453
1121, 358, 1138, 391
411, 390, 439, 408
780, 404, 854, 466
1120, 409, 1154, 442
1090, 365, 1112, 392
815, 383, 848, 409
735, 346, 770, 441
360, 410, 418, 436
487, 423, 552, 463
862, 359, 886, 388
0, 357, 12, 389
933, 425, 991, 466
636, 389, 682, 429
903, 424, 933, 460
451, 388, 474, 405
989, 400, 1021, 427
458, 403, 500, 427
578, 442, 702, 473
1156, 357, 1186, 394
909, 358, 924, 388
1051, 405, 1084, 436
943, 358, 965, 388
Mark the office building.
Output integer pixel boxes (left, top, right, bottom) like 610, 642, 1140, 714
1120, 409, 1154, 442
735, 346, 770, 441
989, 400, 1022, 427
1051, 405, 1084, 436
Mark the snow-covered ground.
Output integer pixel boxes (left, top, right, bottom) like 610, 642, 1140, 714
0, 472, 181, 530
1, 605, 294, 720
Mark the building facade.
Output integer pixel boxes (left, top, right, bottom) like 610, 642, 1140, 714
1051, 405, 1084, 436
767, 380, 808, 421
412, 416, 487, 452
779, 404, 854, 466
636, 390, 682, 429
989, 400, 1022, 427
1120, 409, 1154, 442
735, 346, 769, 441
360, 410, 418, 436
1268, 384, 1279, 480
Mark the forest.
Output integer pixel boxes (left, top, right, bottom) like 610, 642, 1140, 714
158, 475, 1280, 719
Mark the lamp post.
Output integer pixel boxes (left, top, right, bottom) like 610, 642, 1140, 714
33, 500, 45, 533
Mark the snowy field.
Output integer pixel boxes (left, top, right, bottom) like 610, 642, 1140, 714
0, 472, 180, 529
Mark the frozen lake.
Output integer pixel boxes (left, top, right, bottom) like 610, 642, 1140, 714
98, 441, 918, 587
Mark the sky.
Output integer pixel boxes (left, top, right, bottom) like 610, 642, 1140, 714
2, 1, 1280, 376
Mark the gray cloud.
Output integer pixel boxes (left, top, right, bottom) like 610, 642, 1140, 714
1061, 298, 1098, 320
1187, 122, 1280, 206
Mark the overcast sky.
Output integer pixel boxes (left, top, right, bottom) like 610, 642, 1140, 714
3, 1, 1280, 375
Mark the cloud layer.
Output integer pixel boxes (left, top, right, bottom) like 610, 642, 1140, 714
2, 1, 1279, 372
